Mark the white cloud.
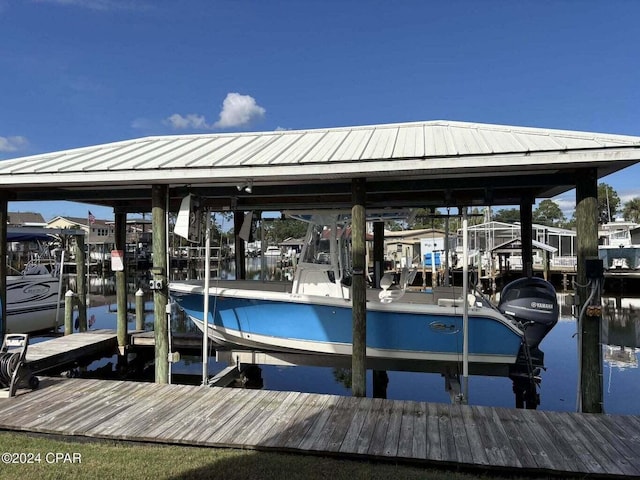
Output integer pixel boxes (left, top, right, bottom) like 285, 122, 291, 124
130, 117, 153, 130
165, 92, 266, 131
213, 93, 266, 129
165, 113, 209, 130
0, 136, 28, 152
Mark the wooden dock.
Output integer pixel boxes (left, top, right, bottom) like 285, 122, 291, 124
0, 377, 639, 478
25, 329, 118, 373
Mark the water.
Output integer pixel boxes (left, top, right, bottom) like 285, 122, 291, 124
60, 274, 640, 415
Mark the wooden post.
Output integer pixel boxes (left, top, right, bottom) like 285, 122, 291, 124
153, 185, 169, 384
135, 288, 145, 331
444, 215, 450, 287
576, 168, 603, 413
372, 221, 384, 288
64, 290, 75, 335
234, 211, 247, 280
74, 233, 88, 331
519, 196, 533, 278
0, 197, 7, 339
115, 211, 128, 355
351, 178, 367, 397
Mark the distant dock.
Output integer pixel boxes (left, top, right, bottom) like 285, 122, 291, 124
25, 329, 118, 374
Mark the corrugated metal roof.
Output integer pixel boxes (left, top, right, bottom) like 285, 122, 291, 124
1, 120, 640, 211
1, 121, 638, 185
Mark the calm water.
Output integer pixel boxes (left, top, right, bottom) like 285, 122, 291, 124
67, 274, 640, 415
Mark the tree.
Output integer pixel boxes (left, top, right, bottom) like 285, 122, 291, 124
493, 208, 520, 224
533, 199, 565, 227
623, 197, 640, 223
598, 183, 620, 223
264, 217, 308, 244
408, 208, 445, 230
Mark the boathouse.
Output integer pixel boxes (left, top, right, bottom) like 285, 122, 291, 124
1, 119, 640, 413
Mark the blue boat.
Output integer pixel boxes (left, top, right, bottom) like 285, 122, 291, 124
170, 212, 559, 369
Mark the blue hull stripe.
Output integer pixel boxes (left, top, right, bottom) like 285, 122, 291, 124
174, 294, 523, 357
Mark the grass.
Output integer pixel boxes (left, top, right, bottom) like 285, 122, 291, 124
0, 431, 547, 480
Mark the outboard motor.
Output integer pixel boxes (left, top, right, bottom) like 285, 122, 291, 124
498, 277, 559, 349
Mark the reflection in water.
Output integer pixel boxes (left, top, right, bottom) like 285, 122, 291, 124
602, 297, 640, 349
601, 297, 639, 402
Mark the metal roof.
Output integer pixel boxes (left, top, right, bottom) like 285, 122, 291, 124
1, 120, 639, 212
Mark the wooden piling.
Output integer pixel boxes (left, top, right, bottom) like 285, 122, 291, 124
519, 196, 533, 278
64, 290, 75, 334
152, 185, 169, 384
135, 288, 145, 331
115, 211, 128, 356
575, 168, 603, 413
74, 232, 88, 331
233, 211, 247, 280
351, 178, 366, 397
372, 221, 384, 288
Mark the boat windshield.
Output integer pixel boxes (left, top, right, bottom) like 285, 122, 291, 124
300, 221, 353, 283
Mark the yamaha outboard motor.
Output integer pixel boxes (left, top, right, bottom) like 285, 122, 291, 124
498, 277, 559, 349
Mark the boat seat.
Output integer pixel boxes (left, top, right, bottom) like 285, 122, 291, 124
379, 271, 405, 304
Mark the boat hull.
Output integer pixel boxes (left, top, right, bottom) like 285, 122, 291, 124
5, 276, 62, 334
172, 289, 524, 365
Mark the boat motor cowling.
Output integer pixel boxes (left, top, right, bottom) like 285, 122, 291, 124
498, 277, 559, 348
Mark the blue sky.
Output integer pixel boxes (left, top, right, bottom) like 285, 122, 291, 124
1, 0, 639, 222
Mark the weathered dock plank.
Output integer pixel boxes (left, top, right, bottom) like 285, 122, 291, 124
314, 395, 358, 453
425, 401, 442, 461
584, 413, 640, 477
297, 394, 341, 452
521, 408, 581, 472
138, 386, 223, 442
353, 397, 383, 455
338, 396, 374, 454
367, 398, 395, 457
279, 392, 332, 450
381, 398, 404, 457
238, 390, 302, 447
410, 401, 427, 460
435, 402, 457, 464
183, 390, 267, 445
459, 403, 490, 466
493, 406, 550, 471
448, 405, 474, 465
1, 377, 639, 479
470, 405, 518, 468
159, 386, 238, 443
207, 389, 282, 446
547, 410, 618, 476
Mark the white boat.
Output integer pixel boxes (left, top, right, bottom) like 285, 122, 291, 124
263, 246, 282, 257
4, 229, 65, 334
170, 211, 559, 371
598, 219, 640, 270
